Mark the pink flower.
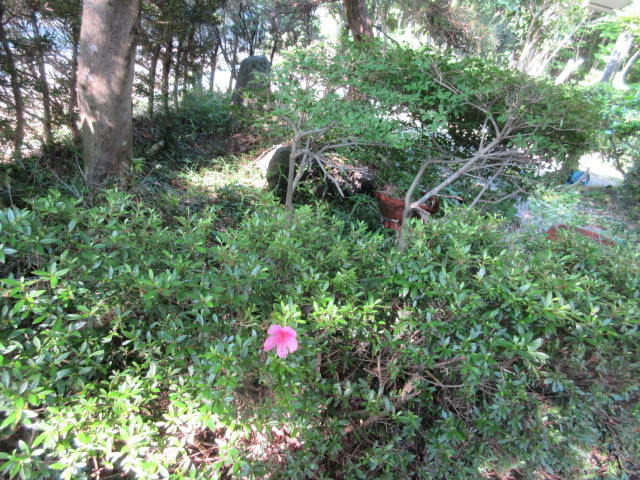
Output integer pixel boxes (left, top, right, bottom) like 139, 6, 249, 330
263, 324, 298, 359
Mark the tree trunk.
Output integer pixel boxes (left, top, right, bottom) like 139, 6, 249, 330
601, 31, 633, 83
555, 57, 584, 85
68, 24, 81, 141
180, 28, 195, 102
30, 11, 53, 145
173, 37, 183, 106
161, 39, 173, 114
269, 34, 278, 65
342, 0, 373, 42
78, 0, 142, 186
147, 44, 160, 117
208, 43, 219, 91
616, 48, 640, 85
0, 4, 26, 157
227, 35, 238, 94
214, 25, 238, 94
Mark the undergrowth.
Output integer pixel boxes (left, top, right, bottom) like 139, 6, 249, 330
1, 186, 639, 479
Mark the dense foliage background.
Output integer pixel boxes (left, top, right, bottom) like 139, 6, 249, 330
1, 0, 640, 479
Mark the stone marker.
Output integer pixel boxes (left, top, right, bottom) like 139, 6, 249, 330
231, 55, 271, 107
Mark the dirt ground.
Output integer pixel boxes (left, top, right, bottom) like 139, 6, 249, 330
579, 153, 624, 187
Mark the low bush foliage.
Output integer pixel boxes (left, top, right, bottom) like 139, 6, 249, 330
1, 189, 638, 479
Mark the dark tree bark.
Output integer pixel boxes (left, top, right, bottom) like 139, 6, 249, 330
147, 43, 161, 116
0, 3, 26, 157
77, 0, 142, 186
269, 32, 279, 65
29, 11, 53, 145
172, 37, 183, 106
161, 39, 173, 114
68, 24, 80, 141
342, 0, 373, 42
180, 28, 195, 102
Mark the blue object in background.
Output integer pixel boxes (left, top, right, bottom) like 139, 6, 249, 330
566, 168, 591, 186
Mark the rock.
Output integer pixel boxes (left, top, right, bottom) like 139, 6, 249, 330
266, 145, 293, 198
265, 146, 376, 200
231, 55, 271, 107
325, 167, 376, 197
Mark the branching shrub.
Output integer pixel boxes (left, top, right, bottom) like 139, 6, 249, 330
265, 40, 602, 217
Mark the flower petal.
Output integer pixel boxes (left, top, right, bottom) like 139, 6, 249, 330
276, 341, 288, 358
285, 336, 298, 353
263, 335, 278, 352
281, 326, 297, 338
267, 324, 283, 335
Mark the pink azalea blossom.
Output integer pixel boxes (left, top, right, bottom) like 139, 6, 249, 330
263, 324, 298, 359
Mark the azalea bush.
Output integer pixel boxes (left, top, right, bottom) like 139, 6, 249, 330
1, 188, 639, 479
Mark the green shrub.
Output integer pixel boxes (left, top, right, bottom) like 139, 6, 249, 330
137, 91, 233, 169
1, 190, 638, 479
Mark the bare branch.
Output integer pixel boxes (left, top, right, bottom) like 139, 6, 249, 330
469, 164, 505, 208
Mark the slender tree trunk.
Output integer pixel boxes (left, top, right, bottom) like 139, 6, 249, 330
180, 29, 195, 103
0, 4, 25, 157
616, 48, 640, 85
172, 37, 183, 106
30, 11, 53, 145
227, 35, 238, 94
269, 34, 278, 65
601, 31, 634, 83
147, 44, 160, 116
555, 57, 584, 84
342, 0, 373, 42
516, 28, 542, 73
68, 25, 81, 141
214, 25, 238, 94
195, 60, 203, 92
209, 43, 219, 91
161, 39, 173, 114
78, 0, 142, 186
581, 32, 601, 74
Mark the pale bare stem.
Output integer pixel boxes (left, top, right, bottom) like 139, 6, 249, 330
282, 114, 296, 130
317, 139, 384, 155
310, 125, 332, 145
478, 187, 528, 205
394, 159, 436, 249
311, 153, 345, 197
319, 161, 367, 172
410, 130, 509, 211
304, 131, 312, 153
291, 153, 310, 191
478, 117, 491, 150
469, 164, 506, 208
299, 125, 332, 138
402, 159, 435, 225
285, 136, 300, 216
487, 115, 501, 140
430, 69, 490, 115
